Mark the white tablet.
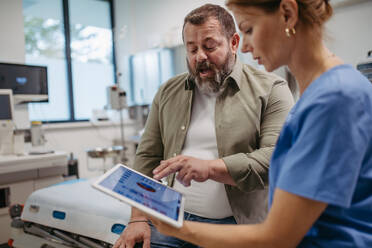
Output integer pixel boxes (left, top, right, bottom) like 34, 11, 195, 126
92, 164, 185, 228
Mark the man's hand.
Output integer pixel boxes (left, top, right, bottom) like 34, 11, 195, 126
113, 208, 151, 248
113, 220, 151, 248
152, 155, 210, 186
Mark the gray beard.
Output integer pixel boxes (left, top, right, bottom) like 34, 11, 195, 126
187, 51, 235, 95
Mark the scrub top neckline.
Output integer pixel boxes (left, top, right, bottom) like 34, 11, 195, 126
300, 63, 352, 100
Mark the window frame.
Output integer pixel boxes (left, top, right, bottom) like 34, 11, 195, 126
28, 0, 117, 123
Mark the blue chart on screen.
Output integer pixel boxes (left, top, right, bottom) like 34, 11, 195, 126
99, 166, 182, 220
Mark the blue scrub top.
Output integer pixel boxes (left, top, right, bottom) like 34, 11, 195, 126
269, 64, 372, 247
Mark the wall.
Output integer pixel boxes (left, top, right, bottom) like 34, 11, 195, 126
0, 0, 25, 64
42, 121, 138, 178
326, 0, 372, 67
114, 0, 225, 55
114, 0, 372, 75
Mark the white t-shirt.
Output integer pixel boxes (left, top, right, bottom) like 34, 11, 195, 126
173, 88, 233, 219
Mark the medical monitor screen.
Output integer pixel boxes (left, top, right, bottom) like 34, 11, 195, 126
0, 94, 12, 120
0, 63, 48, 101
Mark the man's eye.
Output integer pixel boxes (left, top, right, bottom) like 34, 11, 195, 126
189, 48, 197, 54
204, 44, 216, 51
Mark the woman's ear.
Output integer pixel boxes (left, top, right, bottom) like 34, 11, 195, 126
280, 0, 299, 29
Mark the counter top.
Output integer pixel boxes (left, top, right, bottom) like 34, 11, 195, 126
0, 151, 68, 174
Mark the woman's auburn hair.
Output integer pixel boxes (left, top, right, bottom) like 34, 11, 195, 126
225, 0, 333, 29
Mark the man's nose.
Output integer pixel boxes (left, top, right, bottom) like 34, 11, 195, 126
196, 49, 208, 62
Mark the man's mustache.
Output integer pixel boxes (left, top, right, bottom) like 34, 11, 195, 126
195, 61, 217, 74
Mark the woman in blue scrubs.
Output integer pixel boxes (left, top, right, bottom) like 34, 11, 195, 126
148, 0, 372, 247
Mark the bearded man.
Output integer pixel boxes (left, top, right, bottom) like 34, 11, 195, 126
114, 4, 294, 248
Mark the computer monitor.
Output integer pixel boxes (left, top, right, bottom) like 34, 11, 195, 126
0, 63, 48, 103
0, 89, 14, 121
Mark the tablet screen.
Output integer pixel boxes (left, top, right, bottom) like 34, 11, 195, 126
97, 165, 183, 221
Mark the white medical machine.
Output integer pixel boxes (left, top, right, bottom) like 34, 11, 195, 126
102, 85, 128, 163
0, 89, 15, 155
10, 178, 131, 248
1, 152, 69, 244
106, 86, 127, 111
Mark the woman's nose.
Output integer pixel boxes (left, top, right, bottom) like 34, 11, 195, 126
241, 38, 253, 54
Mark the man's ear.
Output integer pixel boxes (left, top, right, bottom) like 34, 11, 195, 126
280, 0, 299, 29
230, 32, 240, 55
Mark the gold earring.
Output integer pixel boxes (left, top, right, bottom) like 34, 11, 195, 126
285, 28, 290, 37
285, 27, 296, 37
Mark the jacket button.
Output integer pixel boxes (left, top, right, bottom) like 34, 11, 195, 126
173, 153, 177, 157
181, 125, 186, 130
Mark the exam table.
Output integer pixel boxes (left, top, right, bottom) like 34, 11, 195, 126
10, 178, 131, 248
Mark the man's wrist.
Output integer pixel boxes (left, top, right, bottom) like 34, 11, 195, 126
131, 207, 148, 219
207, 159, 223, 179
207, 159, 236, 186
130, 214, 148, 222
128, 219, 150, 225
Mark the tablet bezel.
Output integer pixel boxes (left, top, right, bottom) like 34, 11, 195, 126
92, 164, 185, 228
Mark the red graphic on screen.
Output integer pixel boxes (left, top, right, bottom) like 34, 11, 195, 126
136, 182, 156, 192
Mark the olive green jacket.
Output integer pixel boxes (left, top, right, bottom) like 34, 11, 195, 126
133, 59, 294, 224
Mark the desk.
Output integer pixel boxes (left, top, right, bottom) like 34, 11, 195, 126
0, 152, 68, 244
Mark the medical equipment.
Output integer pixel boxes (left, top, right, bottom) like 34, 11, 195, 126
0, 89, 15, 155
357, 50, 372, 83
106, 85, 128, 163
106, 86, 127, 111
128, 104, 150, 130
86, 146, 125, 173
30, 121, 45, 147
85, 85, 128, 173
12, 130, 25, 155
0, 152, 68, 244
10, 178, 131, 248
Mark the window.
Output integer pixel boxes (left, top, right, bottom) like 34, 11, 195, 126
23, 0, 115, 122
